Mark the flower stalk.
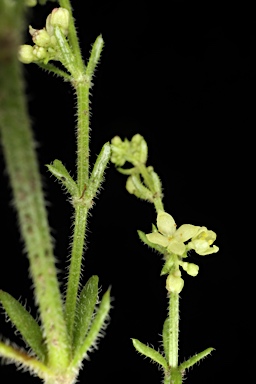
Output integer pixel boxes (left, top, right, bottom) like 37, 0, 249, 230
111, 134, 219, 383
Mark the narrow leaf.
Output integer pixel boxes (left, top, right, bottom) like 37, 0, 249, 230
137, 230, 166, 254
85, 142, 111, 202
0, 341, 49, 379
73, 275, 99, 351
46, 159, 78, 196
0, 290, 47, 362
54, 26, 77, 75
162, 318, 169, 362
179, 347, 215, 371
85, 35, 104, 79
71, 289, 111, 369
160, 256, 175, 276
132, 338, 168, 370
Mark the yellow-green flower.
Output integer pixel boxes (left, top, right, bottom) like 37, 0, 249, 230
146, 211, 200, 256
188, 227, 219, 255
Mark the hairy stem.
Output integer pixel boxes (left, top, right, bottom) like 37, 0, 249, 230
169, 293, 179, 368
76, 80, 90, 191
65, 205, 88, 337
0, 1, 69, 369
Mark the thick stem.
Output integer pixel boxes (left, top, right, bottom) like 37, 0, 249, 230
168, 293, 179, 368
0, 2, 69, 369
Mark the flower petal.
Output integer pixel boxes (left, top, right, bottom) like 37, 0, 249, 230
146, 232, 169, 247
175, 224, 200, 242
167, 239, 185, 256
196, 245, 219, 256
157, 211, 176, 236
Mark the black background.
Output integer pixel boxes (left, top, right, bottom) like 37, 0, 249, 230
0, 1, 255, 383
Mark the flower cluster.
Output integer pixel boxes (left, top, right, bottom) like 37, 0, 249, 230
19, 7, 70, 64
111, 134, 148, 167
146, 210, 219, 293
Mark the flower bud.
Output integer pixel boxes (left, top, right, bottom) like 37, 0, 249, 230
33, 46, 47, 60
18, 45, 35, 64
46, 8, 70, 36
181, 262, 199, 277
30, 27, 51, 47
131, 134, 148, 164
166, 274, 184, 294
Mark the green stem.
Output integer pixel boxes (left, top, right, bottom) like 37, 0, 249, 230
64, 73, 90, 338
65, 205, 88, 337
76, 80, 90, 192
0, 2, 69, 370
168, 292, 179, 368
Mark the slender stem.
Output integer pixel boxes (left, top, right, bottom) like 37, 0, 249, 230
64, 75, 90, 337
168, 293, 179, 368
76, 79, 90, 192
65, 205, 88, 337
0, 4, 69, 369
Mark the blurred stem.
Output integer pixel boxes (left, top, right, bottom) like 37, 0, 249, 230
0, 1, 69, 369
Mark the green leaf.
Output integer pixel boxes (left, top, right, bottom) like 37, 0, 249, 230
46, 159, 78, 196
179, 347, 215, 371
137, 230, 166, 254
162, 318, 169, 362
85, 142, 111, 202
73, 276, 99, 351
0, 290, 47, 362
160, 256, 175, 276
54, 26, 77, 75
85, 35, 104, 79
132, 338, 168, 370
0, 342, 49, 378
71, 288, 111, 369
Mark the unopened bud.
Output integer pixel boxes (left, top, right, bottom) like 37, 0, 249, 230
30, 27, 51, 47
46, 8, 70, 36
166, 274, 184, 294
18, 45, 35, 64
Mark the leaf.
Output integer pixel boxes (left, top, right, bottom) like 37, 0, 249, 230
137, 230, 166, 254
86, 142, 111, 201
54, 26, 76, 75
132, 338, 168, 370
0, 342, 49, 379
46, 159, 78, 196
85, 35, 104, 79
0, 290, 47, 362
72, 275, 99, 351
71, 288, 111, 369
162, 318, 169, 362
179, 347, 215, 371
